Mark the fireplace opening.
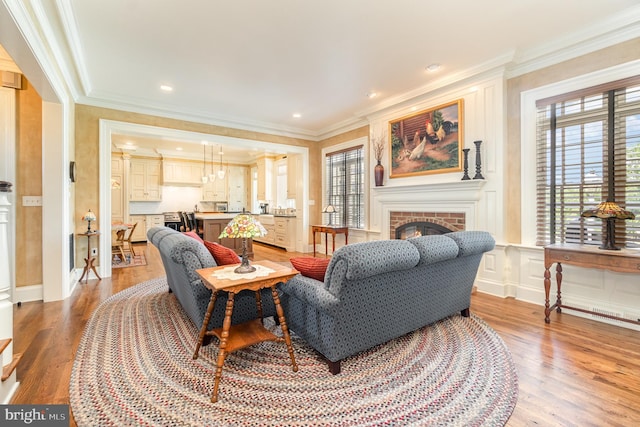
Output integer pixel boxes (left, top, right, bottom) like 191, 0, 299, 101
395, 222, 452, 239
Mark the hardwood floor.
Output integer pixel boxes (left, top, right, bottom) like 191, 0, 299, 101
10, 242, 640, 426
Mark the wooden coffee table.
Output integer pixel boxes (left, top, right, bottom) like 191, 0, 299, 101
194, 260, 299, 402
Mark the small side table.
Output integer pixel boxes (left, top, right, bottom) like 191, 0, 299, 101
311, 225, 349, 257
194, 260, 300, 403
78, 231, 101, 283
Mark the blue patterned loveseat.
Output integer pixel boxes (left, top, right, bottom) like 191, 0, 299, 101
280, 231, 495, 374
147, 226, 277, 332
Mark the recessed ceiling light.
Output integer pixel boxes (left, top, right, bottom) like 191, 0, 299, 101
176, 147, 183, 151
411, 106, 418, 111
160, 85, 173, 92
425, 64, 441, 72
293, 113, 302, 118
366, 92, 377, 99
125, 141, 134, 146
201, 141, 208, 145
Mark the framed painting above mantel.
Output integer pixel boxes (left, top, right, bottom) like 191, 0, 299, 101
389, 99, 463, 178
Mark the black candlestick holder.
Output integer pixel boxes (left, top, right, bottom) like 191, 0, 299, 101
473, 140, 484, 180
461, 149, 471, 180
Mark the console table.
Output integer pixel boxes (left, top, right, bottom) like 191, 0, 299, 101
311, 225, 348, 257
544, 243, 640, 325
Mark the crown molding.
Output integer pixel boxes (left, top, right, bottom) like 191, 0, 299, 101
506, 6, 640, 78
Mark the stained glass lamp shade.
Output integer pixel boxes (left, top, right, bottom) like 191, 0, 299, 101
581, 201, 635, 250
219, 213, 267, 273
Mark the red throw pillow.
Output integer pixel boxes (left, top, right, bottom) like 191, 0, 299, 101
203, 241, 241, 266
290, 257, 330, 282
182, 231, 204, 244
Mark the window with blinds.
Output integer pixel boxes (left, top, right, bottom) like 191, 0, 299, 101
325, 145, 364, 229
535, 76, 640, 248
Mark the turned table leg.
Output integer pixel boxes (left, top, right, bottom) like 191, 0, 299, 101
271, 286, 298, 373
194, 291, 218, 359
211, 292, 235, 403
544, 266, 551, 323
555, 262, 563, 313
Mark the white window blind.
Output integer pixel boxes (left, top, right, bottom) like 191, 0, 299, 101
535, 77, 640, 247
325, 145, 364, 229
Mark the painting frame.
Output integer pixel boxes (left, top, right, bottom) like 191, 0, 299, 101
388, 99, 463, 178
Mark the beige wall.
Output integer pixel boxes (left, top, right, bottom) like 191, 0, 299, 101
74, 104, 316, 266
15, 78, 43, 287
505, 37, 640, 244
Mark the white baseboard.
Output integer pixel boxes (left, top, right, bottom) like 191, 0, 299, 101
1, 375, 19, 404
475, 278, 516, 298
13, 284, 43, 304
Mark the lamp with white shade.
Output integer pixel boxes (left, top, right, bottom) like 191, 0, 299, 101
322, 204, 337, 226
82, 209, 96, 233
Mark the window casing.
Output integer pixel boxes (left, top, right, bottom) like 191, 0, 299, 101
535, 77, 640, 248
324, 145, 364, 229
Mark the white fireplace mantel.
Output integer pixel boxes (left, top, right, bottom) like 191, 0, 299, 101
370, 179, 487, 238
372, 179, 486, 201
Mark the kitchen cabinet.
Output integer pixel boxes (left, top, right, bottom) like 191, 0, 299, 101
130, 159, 162, 201
286, 154, 300, 199
227, 165, 248, 212
163, 160, 203, 186
252, 215, 296, 250
129, 215, 147, 242
202, 174, 228, 201
111, 157, 124, 223
128, 214, 163, 242
252, 214, 276, 246
147, 214, 164, 229
275, 217, 295, 251
256, 157, 273, 202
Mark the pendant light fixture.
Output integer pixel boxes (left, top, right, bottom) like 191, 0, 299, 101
217, 145, 226, 179
208, 143, 216, 182
201, 142, 208, 184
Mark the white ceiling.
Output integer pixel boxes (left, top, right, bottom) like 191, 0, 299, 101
3, 0, 640, 157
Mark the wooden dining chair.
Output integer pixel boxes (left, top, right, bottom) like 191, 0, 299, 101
186, 212, 202, 238
179, 211, 190, 232
111, 229, 127, 264
124, 222, 138, 257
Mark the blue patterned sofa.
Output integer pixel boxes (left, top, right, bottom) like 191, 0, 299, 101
147, 226, 277, 332
280, 231, 495, 374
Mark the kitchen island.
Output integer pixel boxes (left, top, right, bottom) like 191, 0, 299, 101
195, 213, 253, 257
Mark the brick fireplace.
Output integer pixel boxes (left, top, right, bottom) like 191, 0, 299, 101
370, 180, 485, 240
390, 211, 465, 239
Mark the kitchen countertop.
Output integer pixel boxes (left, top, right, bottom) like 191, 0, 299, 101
251, 213, 297, 218
194, 213, 238, 220
195, 213, 297, 220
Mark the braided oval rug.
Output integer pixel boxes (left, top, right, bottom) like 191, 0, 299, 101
70, 277, 518, 427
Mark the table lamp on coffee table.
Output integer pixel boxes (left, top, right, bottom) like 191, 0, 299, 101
219, 212, 267, 273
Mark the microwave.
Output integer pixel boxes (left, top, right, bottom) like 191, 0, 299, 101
214, 202, 228, 212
